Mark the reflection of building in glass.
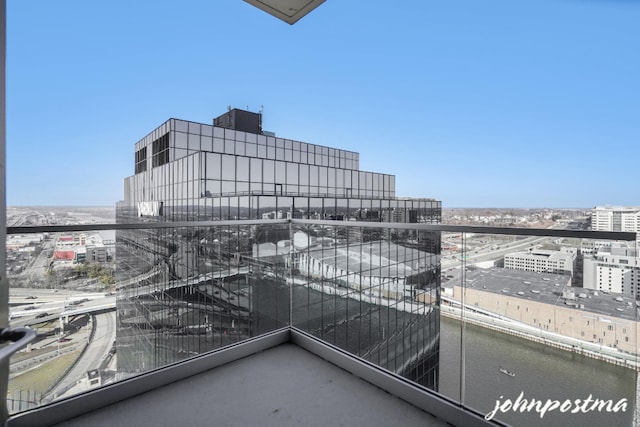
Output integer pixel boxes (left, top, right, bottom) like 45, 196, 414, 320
53, 234, 108, 263
295, 236, 438, 301
116, 109, 441, 389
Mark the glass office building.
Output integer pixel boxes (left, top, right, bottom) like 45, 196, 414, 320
116, 109, 442, 389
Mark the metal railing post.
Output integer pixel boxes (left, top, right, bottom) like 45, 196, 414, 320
459, 232, 466, 406
0, 1, 8, 421
288, 219, 293, 327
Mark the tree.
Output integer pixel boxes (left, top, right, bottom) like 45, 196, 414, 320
99, 273, 114, 286
74, 262, 88, 277
88, 264, 102, 278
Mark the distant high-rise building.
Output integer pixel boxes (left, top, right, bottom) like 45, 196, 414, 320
583, 243, 640, 297
587, 207, 639, 297
116, 109, 441, 388
591, 206, 640, 235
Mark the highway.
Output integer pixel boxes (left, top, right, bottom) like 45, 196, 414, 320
9, 288, 118, 404
120, 267, 250, 296
48, 311, 116, 400
9, 288, 115, 326
441, 234, 552, 270
15, 238, 53, 283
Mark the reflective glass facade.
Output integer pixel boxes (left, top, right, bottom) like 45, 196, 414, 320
116, 110, 441, 389
122, 116, 440, 222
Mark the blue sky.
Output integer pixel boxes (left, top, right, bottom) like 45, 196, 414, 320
6, 0, 639, 208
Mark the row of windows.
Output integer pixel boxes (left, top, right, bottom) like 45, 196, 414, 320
121, 191, 439, 212
129, 185, 392, 202
135, 119, 360, 170
135, 147, 147, 174
130, 152, 395, 198
171, 119, 358, 160
506, 260, 559, 265
151, 134, 169, 168
200, 181, 390, 199
119, 191, 440, 223
201, 153, 392, 193
171, 135, 358, 170
134, 120, 171, 153
130, 180, 394, 202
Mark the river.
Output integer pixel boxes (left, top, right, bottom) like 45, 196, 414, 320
439, 315, 636, 426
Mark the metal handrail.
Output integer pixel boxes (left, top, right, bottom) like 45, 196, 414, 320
7, 219, 637, 241
0, 327, 36, 363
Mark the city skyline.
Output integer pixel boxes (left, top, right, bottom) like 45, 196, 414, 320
7, 0, 640, 207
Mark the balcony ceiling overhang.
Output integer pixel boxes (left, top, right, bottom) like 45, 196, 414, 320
243, 0, 325, 24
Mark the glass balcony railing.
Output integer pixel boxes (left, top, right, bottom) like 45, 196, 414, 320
440, 229, 638, 426
4, 219, 638, 426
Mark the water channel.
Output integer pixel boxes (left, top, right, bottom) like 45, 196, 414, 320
439, 315, 636, 426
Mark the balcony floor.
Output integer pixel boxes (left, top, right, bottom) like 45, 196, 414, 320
53, 344, 449, 427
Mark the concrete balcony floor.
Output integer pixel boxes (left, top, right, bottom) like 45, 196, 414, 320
55, 344, 449, 427
7, 329, 494, 427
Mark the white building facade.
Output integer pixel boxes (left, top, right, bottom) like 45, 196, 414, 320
583, 244, 640, 296
583, 254, 640, 296
585, 208, 640, 295
591, 206, 640, 236
504, 248, 576, 276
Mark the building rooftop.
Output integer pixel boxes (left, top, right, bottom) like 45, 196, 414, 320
304, 241, 437, 278
462, 268, 639, 321
505, 249, 573, 261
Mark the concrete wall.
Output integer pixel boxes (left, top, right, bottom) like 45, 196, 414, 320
452, 285, 639, 354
